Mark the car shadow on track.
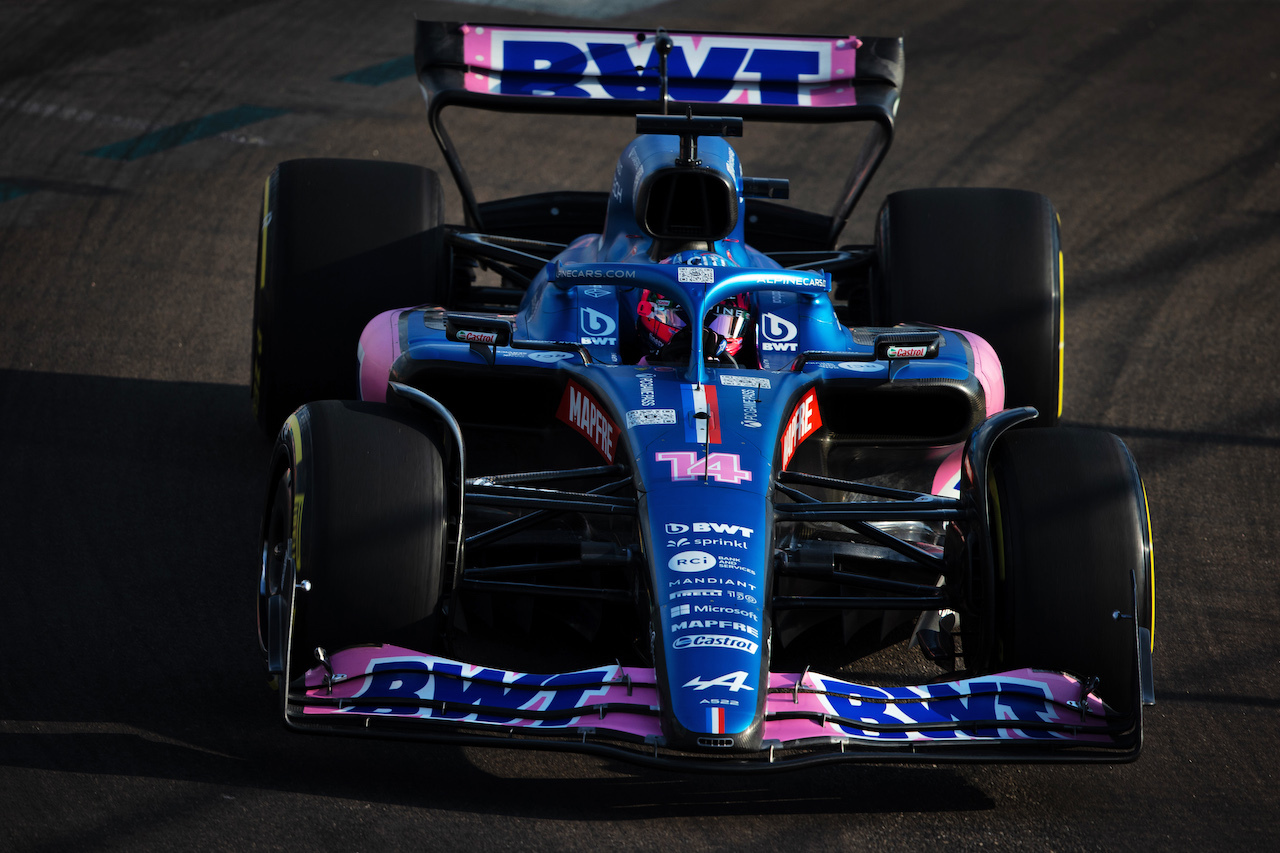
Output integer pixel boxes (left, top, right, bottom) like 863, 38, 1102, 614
0, 368, 995, 817
0, 728, 997, 817
0, 370, 272, 762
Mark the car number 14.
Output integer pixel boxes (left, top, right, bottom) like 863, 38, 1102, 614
655, 451, 752, 484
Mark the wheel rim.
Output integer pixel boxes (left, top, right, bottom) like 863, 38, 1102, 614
257, 470, 292, 653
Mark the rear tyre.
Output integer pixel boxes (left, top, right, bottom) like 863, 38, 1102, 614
265, 400, 450, 677
251, 159, 449, 435
987, 428, 1153, 716
876, 188, 1063, 425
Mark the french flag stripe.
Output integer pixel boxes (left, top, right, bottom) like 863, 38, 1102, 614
708, 707, 725, 733
704, 385, 721, 443
682, 384, 721, 445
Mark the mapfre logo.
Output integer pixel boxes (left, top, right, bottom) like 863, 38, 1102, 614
781, 388, 821, 469
556, 379, 618, 462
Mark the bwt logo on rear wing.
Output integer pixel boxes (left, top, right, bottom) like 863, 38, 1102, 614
457, 25, 864, 107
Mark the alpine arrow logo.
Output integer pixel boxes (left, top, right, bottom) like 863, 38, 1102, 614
684, 671, 754, 692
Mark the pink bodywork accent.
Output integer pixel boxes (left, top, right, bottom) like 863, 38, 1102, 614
948, 327, 1004, 417
807, 85, 858, 107
932, 447, 963, 498
928, 328, 1002, 497
358, 309, 402, 404
462, 25, 494, 91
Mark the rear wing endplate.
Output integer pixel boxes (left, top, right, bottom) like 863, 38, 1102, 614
414, 21, 904, 244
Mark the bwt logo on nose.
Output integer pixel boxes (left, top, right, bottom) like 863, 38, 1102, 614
464, 30, 855, 107
665, 522, 754, 538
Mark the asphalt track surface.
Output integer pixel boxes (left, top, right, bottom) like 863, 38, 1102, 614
1, 0, 1278, 850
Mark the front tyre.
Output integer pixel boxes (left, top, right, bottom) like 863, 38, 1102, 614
987, 428, 1153, 717
262, 400, 450, 678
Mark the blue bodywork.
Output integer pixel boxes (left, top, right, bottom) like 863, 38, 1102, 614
377, 131, 983, 750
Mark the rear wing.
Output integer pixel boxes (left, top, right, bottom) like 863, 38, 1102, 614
414, 21, 904, 244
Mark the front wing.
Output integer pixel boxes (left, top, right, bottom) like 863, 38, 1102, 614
286, 646, 1140, 769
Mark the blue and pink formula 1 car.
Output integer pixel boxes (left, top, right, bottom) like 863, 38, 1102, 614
251, 22, 1156, 769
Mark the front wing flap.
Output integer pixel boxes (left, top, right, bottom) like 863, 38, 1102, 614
286, 646, 1139, 767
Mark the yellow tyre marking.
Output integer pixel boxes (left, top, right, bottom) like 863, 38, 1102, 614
1057, 249, 1065, 418
292, 493, 304, 575
285, 412, 305, 574
1142, 480, 1155, 652
258, 175, 271, 290
286, 412, 303, 464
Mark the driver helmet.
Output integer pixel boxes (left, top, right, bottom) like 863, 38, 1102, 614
637, 252, 751, 363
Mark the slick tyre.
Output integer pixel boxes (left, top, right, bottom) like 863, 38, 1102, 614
251, 159, 449, 435
876, 188, 1063, 426
266, 400, 450, 677
987, 428, 1154, 716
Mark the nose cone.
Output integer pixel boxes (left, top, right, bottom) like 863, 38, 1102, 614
645, 488, 770, 750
